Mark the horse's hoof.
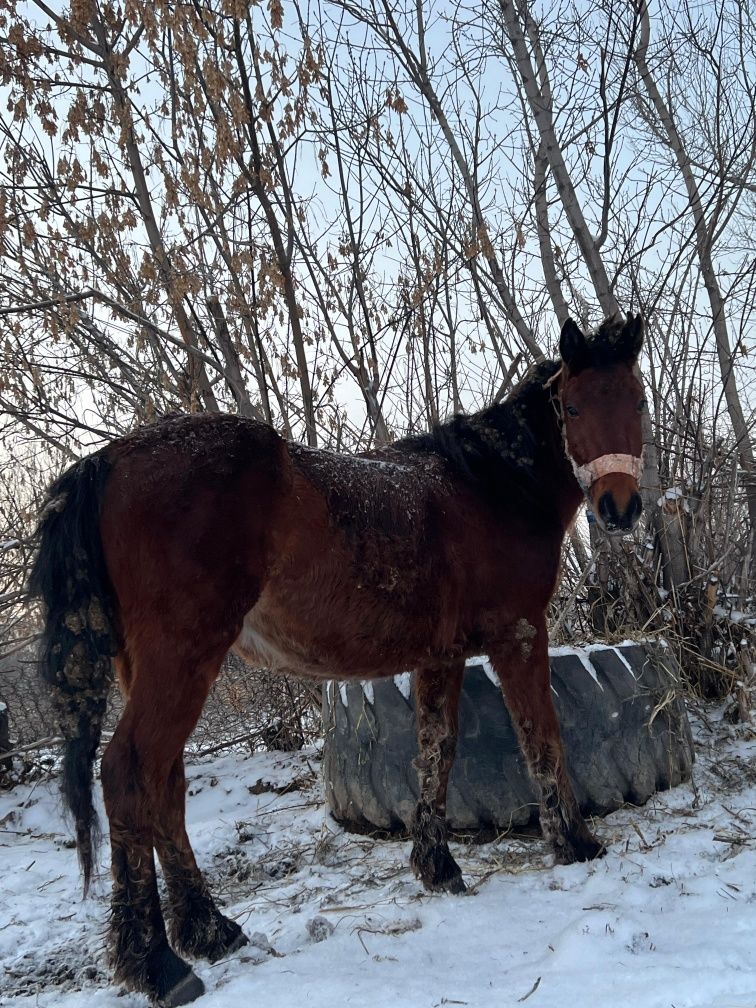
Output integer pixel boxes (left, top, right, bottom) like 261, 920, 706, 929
412, 844, 467, 894
202, 916, 248, 963
554, 834, 606, 865
172, 910, 248, 963
158, 970, 206, 1007
112, 933, 202, 1007
432, 869, 467, 895
207, 928, 249, 962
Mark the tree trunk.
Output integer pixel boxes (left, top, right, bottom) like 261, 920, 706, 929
633, 0, 756, 584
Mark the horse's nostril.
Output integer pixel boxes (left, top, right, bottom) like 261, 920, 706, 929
628, 492, 643, 525
598, 492, 618, 525
598, 491, 642, 530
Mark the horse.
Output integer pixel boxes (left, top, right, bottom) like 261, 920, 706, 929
29, 313, 645, 1006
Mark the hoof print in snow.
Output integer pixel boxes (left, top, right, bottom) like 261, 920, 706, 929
306, 916, 335, 942
381, 916, 422, 936
322, 643, 694, 833
240, 932, 280, 965
627, 931, 656, 954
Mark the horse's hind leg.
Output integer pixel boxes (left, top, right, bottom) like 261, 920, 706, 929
102, 650, 232, 1005
491, 618, 604, 864
102, 703, 203, 1006
154, 754, 247, 962
410, 663, 465, 894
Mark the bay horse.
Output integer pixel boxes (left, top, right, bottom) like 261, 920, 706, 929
30, 314, 645, 1006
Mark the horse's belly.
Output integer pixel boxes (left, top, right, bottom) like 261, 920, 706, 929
232, 618, 291, 671
231, 593, 439, 680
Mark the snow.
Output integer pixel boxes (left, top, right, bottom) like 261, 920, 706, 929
609, 648, 637, 680
330, 645, 645, 709
3, 715, 756, 1008
657, 487, 692, 513
548, 646, 604, 689
393, 671, 412, 700
335, 646, 634, 707
714, 606, 756, 627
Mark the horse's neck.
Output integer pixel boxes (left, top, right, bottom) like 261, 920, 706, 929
483, 376, 583, 533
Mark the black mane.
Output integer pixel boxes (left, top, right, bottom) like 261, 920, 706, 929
398, 360, 564, 515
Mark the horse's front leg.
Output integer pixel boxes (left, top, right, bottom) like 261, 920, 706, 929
490, 619, 605, 864
410, 662, 465, 893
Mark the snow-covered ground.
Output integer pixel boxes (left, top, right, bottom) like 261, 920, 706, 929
3, 709, 756, 1008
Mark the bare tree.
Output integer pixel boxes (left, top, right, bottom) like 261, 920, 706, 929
1, 0, 754, 696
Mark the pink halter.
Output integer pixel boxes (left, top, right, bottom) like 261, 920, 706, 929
571, 452, 643, 493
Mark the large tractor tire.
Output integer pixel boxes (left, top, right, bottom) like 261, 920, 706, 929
322, 643, 693, 833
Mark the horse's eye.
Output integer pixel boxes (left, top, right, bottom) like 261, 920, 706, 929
638, 399, 647, 413
565, 405, 579, 418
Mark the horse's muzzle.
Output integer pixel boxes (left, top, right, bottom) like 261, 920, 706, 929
596, 489, 643, 534
575, 454, 644, 536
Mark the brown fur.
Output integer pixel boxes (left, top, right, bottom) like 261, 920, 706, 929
30, 315, 645, 1004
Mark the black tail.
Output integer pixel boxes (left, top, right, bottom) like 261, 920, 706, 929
28, 452, 119, 893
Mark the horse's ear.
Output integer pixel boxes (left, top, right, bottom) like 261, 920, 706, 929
559, 318, 588, 369
619, 313, 643, 362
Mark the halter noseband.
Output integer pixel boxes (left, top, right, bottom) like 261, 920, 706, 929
545, 367, 644, 496
571, 453, 643, 494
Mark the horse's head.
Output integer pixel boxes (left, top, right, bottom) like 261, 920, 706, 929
557, 314, 645, 535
